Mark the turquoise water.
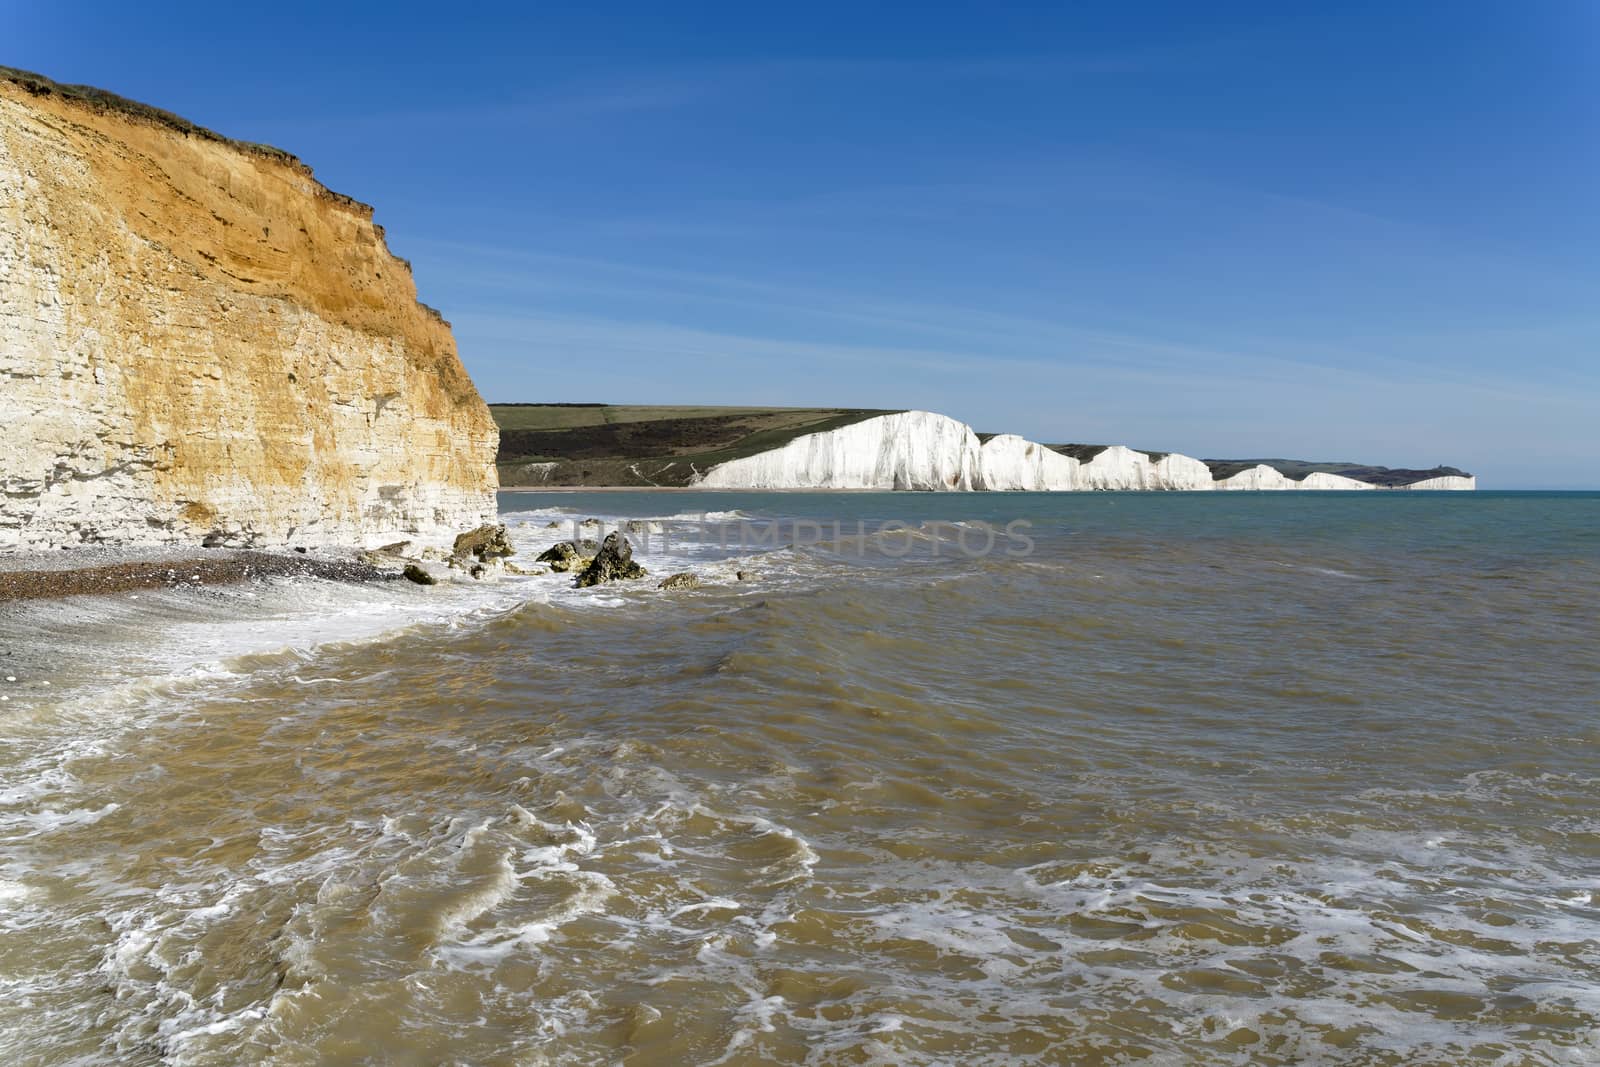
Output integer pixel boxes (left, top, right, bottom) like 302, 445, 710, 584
0, 491, 1595, 1064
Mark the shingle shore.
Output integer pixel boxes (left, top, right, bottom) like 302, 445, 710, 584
0, 551, 387, 603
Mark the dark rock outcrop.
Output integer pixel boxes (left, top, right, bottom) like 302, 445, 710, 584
575, 533, 646, 587
535, 539, 600, 573
453, 524, 514, 561
402, 563, 436, 586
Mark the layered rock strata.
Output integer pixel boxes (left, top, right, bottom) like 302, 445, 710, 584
0, 71, 498, 551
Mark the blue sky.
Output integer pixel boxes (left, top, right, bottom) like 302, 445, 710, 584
8, 1, 1597, 486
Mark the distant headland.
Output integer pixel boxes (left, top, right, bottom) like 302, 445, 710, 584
491, 405, 1474, 491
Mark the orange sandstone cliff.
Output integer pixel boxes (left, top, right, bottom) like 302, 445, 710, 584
0, 69, 498, 551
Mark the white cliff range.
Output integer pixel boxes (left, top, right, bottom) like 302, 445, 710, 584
692, 411, 1475, 492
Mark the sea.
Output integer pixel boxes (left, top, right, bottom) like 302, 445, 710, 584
0, 490, 1596, 1065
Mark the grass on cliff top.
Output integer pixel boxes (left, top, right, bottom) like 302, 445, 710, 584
0, 65, 297, 163
491, 404, 897, 487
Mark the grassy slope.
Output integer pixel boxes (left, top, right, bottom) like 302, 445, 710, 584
493, 404, 899, 487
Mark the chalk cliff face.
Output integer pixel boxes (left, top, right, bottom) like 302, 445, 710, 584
0, 74, 498, 551
1397, 475, 1476, 491
1076, 447, 1216, 491
1151, 453, 1217, 490
978, 435, 1080, 490
1301, 471, 1376, 491
696, 410, 983, 490
694, 412, 1474, 492
1076, 446, 1160, 491
1215, 464, 1299, 491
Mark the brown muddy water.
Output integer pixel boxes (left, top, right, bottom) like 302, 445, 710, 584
0, 491, 1596, 1065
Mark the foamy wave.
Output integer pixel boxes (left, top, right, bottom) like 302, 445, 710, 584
499, 505, 582, 521
669, 509, 751, 522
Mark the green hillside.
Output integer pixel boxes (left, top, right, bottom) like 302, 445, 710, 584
491, 404, 897, 487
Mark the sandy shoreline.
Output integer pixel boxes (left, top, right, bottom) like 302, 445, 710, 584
0, 550, 386, 603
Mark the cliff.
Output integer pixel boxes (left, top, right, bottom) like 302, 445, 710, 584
688, 412, 1475, 491
977, 435, 1079, 490
0, 69, 498, 551
1212, 465, 1376, 490
695, 410, 983, 490
1391, 475, 1475, 491
1072, 445, 1215, 491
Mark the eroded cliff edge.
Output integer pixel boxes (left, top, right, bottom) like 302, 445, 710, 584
0, 70, 498, 551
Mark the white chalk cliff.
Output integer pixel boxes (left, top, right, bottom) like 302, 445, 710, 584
1077, 446, 1216, 491
1300, 471, 1376, 491
1215, 464, 1300, 491
978, 435, 1080, 490
696, 410, 984, 490
693, 412, 1475, 492
1395, 475, 1475, 491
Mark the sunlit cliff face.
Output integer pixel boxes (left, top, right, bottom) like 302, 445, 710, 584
0, 77, 498, 551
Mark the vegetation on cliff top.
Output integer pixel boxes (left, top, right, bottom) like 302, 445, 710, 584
1, 65, 297, 163
492, 404, 897, 487
0, 65, 381, 219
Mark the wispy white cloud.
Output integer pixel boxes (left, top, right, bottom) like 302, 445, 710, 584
417, 238, 1591, 403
